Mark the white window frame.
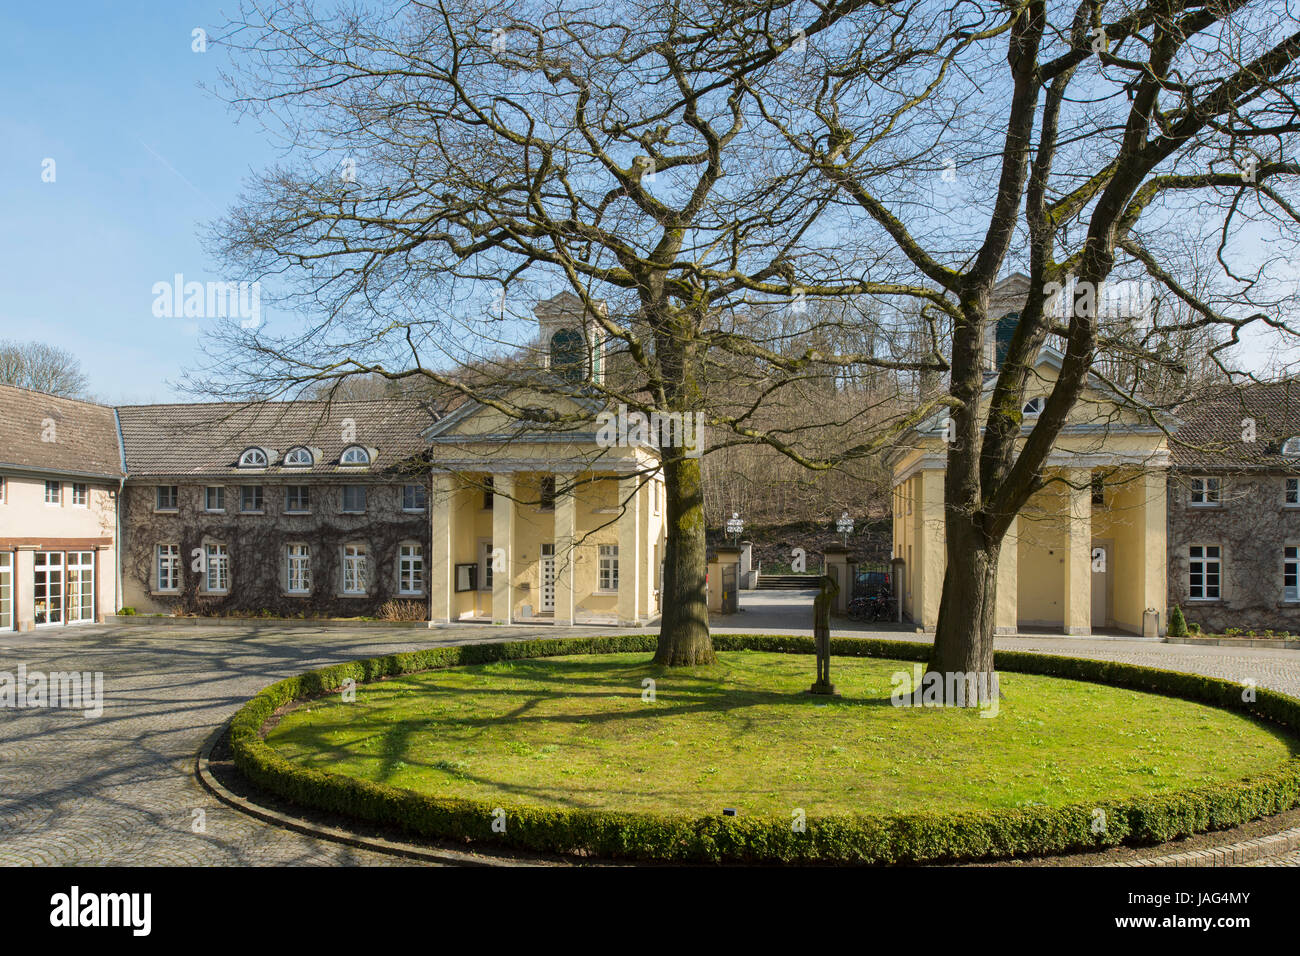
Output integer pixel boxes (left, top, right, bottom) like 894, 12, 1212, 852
0, 475, 6, 504
240, 485, 265, 514
204, 485, 225, 513
1286, 477, 1299, 507
398, 543, 424, 595
340, 445, 371, 466
1283, 437, 1300, 457
651, 478, 660, 516
341, 543, 368, 595
285, 485, 311, 514
1285, 545, 1300, 603
598, 544, 619, 593
479, 539, 494, 592
340, 484, 367, 514
1189, 476, 1221, 507
205, 543, 230, 594
71, 483, 88, 507
156, 544, 181, 592
402, 483, 427, 513
238, 447, 269, 469
45, 480, 61, 505
154, 485, 177, 511
286, 543, 312, 595
284, 447, 313, 468
1188, 544, 1221, 601
1022, 396, 1045, 417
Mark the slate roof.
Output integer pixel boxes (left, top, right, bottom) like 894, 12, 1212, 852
1169, 380, 1300, 470
0, 383, 125, 480
115, 398, 442, 478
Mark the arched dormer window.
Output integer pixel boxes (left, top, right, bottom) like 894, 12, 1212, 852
238, 447, 269, 468
284, 447, 314, 468
550, 328, 586, 384
1282, 437, 1300, 457
1022, 397, 1045, 417
340, 445, 371, 466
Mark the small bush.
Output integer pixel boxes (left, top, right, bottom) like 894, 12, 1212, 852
378, 600, 427, 622
1188, 622, 1202, 635
117, 607, 136, 616
1167, 606, 1187, 637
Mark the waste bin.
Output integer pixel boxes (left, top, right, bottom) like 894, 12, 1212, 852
1143, 608, 1161, 638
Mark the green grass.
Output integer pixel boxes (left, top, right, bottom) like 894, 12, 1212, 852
263, 651, 1298, 817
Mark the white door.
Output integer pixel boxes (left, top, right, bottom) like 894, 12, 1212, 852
1090, 544, 1108, 628
34, 551, 63, 626
67, 551, 94, 624
0, 553, 11, 630
540, 544, 555, 612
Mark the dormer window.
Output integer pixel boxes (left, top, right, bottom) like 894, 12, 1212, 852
340, 445, 371, 466
284, 447, 314, 468
238, 447, 269, 469
1282, 437, 1300, 457
1022, 397, 1045, 417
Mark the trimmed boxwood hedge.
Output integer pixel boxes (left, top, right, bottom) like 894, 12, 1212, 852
228, 633, 1300, 864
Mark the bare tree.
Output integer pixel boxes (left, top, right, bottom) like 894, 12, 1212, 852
755, 0, 1300, 701
0, 340, 89, 398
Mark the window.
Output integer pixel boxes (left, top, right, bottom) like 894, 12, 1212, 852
285, 486, 311, 514
1188, 545, 1221, 600
155, 485, 177, 511
1190, 476, 1220, 506
399, 543, 424, 595
287, 544, 311, 594
238, 447, 269, 468
0, 475, 6, 503
240, 485, 264, 513
205, 543, 230, 593
342, 544, 368, 594
1283, 437, 1300, 457
156, 545, 180, 591
480, 541, 494, 591
539, 476, 556, 511
341, 485, 367, 513
1091, 474, 1105, 507
340, 445, 371, 466
1286, 547, 1300, 602
1287, 478, 1299, 506
284, 447, 313, 468
651, 479, 660, 515
71, 483, 88, 507
598, 544, 619, 592
483, 476, 494, 510
402, 483, 427, 512
1022, 396, 1045, 416
204, 486, 225, 512
45, 480, 61, 505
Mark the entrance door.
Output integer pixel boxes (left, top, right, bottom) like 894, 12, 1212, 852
0, 553, 11, 630
540, 544, 555, 612
1090, 543, 1108, 628
67, 551, 95, 624
34, 552, 63, 626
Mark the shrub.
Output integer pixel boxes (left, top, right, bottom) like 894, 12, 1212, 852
1226, 627, 1243, 638
228, 633, 1300, 865
378, 600, 426, 622
117, 607, 136, 616
1167, 605, 1187, 637
1188, 622, 1202, 635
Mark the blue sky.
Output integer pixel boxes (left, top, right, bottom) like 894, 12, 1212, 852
0, 2, 277, 404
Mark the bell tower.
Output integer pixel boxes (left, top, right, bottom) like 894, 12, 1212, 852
535, 292, 607, 385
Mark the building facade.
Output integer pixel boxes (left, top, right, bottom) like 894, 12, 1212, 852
0, 384, 124, 631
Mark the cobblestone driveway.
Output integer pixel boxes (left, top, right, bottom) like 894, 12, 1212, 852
1, 622, 1298, 865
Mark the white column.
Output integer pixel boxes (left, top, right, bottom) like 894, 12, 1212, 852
617, 476, 641, 625
429, 474, 455, 625
995, 515, 1018, 633
554, 474, 576, 626
492, 472, 514, 625
1062, 469, 1092, 635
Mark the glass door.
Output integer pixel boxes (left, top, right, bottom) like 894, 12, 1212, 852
67, 551, 95, 624
0, 553, 11, 630
540, 544, 555, 612
34, 551, 63, 626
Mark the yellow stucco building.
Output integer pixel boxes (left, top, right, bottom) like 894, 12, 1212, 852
888, 345, 1169, 636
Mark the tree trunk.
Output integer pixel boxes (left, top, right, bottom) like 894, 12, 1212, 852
926, 514, 1000, 706
654, 451, 715, 666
